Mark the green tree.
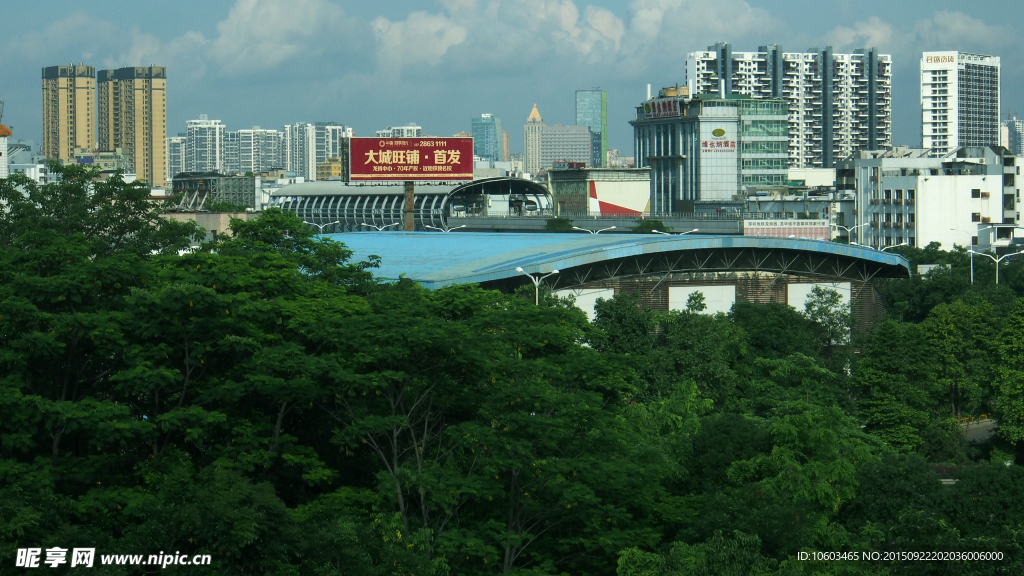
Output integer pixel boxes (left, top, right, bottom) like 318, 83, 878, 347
544, 217, 574, 232
685, 291, 707, 313
995, 298, 1024, 443
803, 285, 852, 368
630, 219, 669, 234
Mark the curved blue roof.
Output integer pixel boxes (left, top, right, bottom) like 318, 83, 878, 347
327, 232, 911, 289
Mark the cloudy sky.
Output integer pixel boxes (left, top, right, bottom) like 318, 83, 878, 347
3, 0, 1020, 155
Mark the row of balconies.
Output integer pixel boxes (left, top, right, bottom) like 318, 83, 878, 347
870, 221, 916, 229
870, 198, 915, 206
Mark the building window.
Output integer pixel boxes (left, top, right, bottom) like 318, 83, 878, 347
972, 189, 982, 198
972, 236, 979, 246
972, 213, 982, 222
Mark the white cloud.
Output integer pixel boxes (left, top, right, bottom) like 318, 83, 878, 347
371, 11, 468, 72
210, 0, 348, 71
826, 16, 895, 53
912, 10, 1011, 52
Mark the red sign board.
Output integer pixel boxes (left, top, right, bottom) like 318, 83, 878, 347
349, 137, 474, 181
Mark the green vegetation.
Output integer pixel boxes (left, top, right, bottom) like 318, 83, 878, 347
630, 218, 668, 234
544, 217, 574, 232
2, 169, 1024, 574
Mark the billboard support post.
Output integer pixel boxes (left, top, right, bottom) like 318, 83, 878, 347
404, 181, 415, 231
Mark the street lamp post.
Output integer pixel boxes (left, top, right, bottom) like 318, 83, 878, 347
303, 220, 340, 234
515, 267, 560, 305
651, 228, 698, 235
424, 224, 467, 233
572, 225, 617, 234
835, 222, 868, 244
880, 242, 909, 252
967, 249, 1024, 284
954, 226, 994, 284
361, 222, 399, 231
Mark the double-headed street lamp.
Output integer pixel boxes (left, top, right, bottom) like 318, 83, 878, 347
361, 222, 399, 231
835, 222, 868, 243
572, 225, 616, 234
880, 242, 909, 252
515, 267, 560, 305
651, 228, 699, 235
953, 226, 994, 284
424, 224, 468, 233
303, 220, 340, 234
967, 249, 1024, 284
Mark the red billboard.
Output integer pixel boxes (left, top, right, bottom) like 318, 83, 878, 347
349, 137, 474, 181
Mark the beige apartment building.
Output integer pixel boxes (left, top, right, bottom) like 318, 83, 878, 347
42, 64, 96, 162
98, 67, 167, 185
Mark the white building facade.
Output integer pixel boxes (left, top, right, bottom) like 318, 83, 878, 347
686, 43, 892, 168
238, 128, 282, 175
921, 52, 1000, 156
315, 123, 352, 165
166, 135, 185, 183
185, 115, 225, 173
283, 123, 317, 181
836, 146, 1019, 251
375, 124, 421, 138
524, 104, 544, 175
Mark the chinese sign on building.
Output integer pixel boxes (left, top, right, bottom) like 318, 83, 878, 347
701, 127, 736, 153
349, 137, 473, 181
642, 99, 683, 119
744, 219, 830, 241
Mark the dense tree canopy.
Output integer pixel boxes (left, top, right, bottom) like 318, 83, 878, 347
2, 168, 1023, 574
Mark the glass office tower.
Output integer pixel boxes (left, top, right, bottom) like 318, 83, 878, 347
575, 89, 607, 167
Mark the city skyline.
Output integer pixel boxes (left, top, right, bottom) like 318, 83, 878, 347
3, 0, 1024, 157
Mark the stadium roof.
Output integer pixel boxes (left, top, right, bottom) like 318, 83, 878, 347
328, 232, 912, 290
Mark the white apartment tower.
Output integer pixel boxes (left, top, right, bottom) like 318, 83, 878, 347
283, 123, 317, 181
315, 122, 353, 164
375, 124, 421, 138
686, 43, 892, 168
238, 127, 282, 174
166, 135, 185, 183
185, 114, 225, 173
921, 52, 1000, 155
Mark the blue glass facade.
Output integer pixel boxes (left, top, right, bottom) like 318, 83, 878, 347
575, 90, 607, 167
471, 114, 504, 162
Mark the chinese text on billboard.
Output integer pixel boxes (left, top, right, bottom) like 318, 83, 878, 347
350, 137, 473, 181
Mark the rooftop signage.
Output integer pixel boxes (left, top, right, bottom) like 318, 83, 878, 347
641, 98, 684, 119
349, 137, 473, 181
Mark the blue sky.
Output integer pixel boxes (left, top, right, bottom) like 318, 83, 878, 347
3, 0, 1021, 155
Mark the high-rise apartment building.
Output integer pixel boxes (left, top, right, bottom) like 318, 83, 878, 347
1003, 115, 1024, 156
921, 52, 1000, 155
283, 123, 316, 181
502, 131, 510, 162
223, 130, 240, 175
686, 43, 892, 168
314, 122, 352, 165
376, 124, 422, 138
471, 114, 504, 162
524, 104, 544, 174
575, 89, 607, 167
167, 134, 185, 183
184, 114, 225, 173
238, 128, 282, 174
42, 65, 96, 162
97, 66, 167, 185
